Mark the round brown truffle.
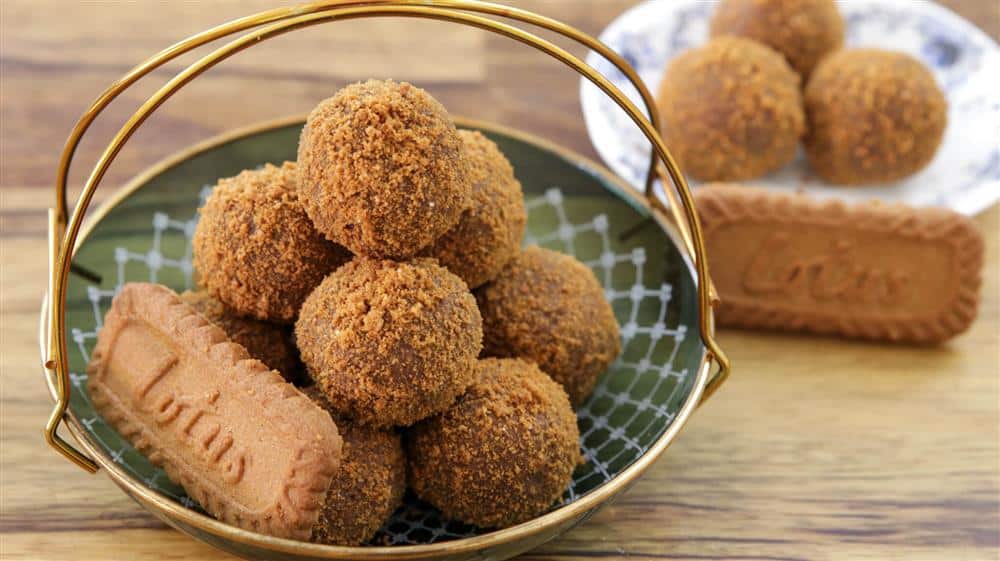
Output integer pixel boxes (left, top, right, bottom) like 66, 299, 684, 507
303, 387, 406, 546
804, 49, 948, 185
407, 358, 580, 529
179, 290, 299, 382
476, 246, 621, 406
192, 162, 349, 324
422, 130, 526, 289
297, 79, 472, 259
656, 36, 805, 182
295, 257, 483, 427
710, 0, 844, 79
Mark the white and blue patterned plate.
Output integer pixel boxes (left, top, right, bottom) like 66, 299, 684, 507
581, 0, 999, 215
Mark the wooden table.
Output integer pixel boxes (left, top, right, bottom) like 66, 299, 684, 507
2, 1, 997, 560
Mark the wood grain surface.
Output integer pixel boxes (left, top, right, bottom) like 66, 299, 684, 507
1, 1, 998, 560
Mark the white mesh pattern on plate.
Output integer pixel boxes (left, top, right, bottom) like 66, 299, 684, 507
66, 185, 688, 544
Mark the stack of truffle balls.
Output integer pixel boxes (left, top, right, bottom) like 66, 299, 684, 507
190, 80, 622, 544
656, 0, 948, 185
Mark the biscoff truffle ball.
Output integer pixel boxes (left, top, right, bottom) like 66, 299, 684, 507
179, 290, 299, 382
476, 246, 621, 406
656, 37, 805, 182
407, 358, 580, 529
804, 49, 948, 185
710, 0, 844, 79
296, 257, 482, 427
303, 387, 406, 546
297, 79, 472, 259
422, 130, 526, 289
192, 162, 349, 324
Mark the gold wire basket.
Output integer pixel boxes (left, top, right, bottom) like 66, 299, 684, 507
40, 2, 731, 559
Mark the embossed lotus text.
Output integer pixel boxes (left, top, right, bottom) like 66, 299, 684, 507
742, 232, 908, 307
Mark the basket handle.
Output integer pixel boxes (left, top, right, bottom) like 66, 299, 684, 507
52, 1, 665, 226
45, 1, 730, 472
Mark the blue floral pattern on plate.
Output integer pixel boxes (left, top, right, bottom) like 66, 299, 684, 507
580, 0, 999, 215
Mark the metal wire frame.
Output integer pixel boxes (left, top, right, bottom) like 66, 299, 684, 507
44, 1, 730, 478
53, 0, 665, 227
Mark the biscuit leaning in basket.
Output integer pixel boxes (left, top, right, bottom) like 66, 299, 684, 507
695, 185, 983, 343
87, 283, 343, 540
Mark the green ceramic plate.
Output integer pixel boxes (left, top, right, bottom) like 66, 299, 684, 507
54, 117, 707, 560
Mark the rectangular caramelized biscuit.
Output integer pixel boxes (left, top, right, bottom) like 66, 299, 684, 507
87, 283, 342, 540
695, 185, 983, 343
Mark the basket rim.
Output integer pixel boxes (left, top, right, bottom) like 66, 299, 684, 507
40, 114, 711, 560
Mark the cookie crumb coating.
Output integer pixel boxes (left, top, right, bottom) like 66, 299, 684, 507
407, 358, 580, 529
710, 0, 844, 79
303, 387, 406, 546
192, 162, 350, 324
422, 130, 526, 289
476, 246, 621, 406
656, 36, 804, 182
297, 79, 472, 259
179, 290, 300, 382
296, 257, 483, 427
804, 49, 948, 185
